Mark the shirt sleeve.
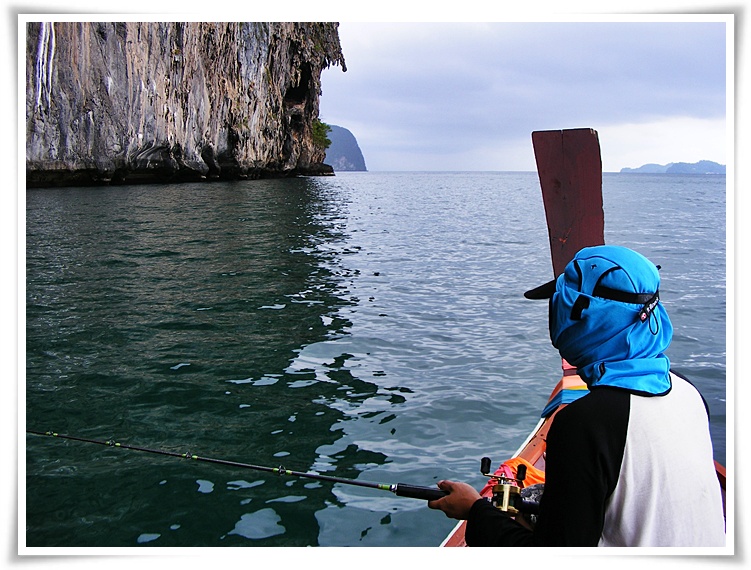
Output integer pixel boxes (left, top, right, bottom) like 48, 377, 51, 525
466, 388, 630, 547
465, 498, 534, 546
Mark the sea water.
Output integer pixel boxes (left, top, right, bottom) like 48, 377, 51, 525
24, 171, 727, 547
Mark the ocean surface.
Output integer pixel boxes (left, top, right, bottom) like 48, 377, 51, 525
24, 171, 727, 547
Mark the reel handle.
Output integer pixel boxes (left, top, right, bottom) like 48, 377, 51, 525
481, 457, 527, 485
517, 463, 527, 483
481, 456, 492, 474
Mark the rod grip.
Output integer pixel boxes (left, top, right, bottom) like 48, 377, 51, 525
393, 483, 448, 501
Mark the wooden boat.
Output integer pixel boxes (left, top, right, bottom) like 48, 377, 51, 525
440, 128, 727, 547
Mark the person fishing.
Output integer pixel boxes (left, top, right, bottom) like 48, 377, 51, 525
428, 245, 726, 546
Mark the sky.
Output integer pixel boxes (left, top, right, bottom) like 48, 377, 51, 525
318, 19, 730, 172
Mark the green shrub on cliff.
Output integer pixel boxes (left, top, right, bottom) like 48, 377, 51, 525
313, 119, 332, 150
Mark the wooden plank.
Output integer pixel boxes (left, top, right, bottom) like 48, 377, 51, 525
532, 128, 605, 277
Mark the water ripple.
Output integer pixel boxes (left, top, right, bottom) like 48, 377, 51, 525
26, 172, 726, 547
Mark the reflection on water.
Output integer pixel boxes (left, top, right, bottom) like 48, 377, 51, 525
26, 177, 396, 547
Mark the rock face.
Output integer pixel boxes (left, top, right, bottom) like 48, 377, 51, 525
324, 125, 367, 171
25, 22, 346, 187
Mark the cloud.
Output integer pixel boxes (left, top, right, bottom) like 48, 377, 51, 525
320, 20, 728, 171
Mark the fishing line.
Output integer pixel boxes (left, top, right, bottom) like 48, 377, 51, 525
26, 429, 447, 501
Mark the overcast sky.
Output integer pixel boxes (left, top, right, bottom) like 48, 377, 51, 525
319, 19, 729, 172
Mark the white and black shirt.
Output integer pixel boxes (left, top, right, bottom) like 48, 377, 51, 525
465, 372, 725, 547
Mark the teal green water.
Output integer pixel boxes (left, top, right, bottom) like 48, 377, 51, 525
25, 172, 726, 547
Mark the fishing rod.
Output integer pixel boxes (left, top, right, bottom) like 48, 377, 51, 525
26, 430, 447, 501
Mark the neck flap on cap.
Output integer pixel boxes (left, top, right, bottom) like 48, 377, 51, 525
548, 245, 673, 396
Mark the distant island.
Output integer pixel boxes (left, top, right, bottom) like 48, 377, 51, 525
620, 160, 725, 174
324, 125, 367, 171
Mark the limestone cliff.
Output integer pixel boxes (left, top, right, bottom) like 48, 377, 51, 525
325, 125, 367, 171
25, 22, 346, 187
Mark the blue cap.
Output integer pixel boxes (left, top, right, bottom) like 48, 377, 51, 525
527, 245, 673, 395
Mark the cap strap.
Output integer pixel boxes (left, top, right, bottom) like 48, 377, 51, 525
592, 284, 656, 305
638, 291, 661, 323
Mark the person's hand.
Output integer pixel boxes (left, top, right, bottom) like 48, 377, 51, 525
427, 480, 482, 520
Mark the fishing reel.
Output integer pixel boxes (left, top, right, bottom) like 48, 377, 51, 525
480, 456, 544, 523
481, 457, 528, 515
